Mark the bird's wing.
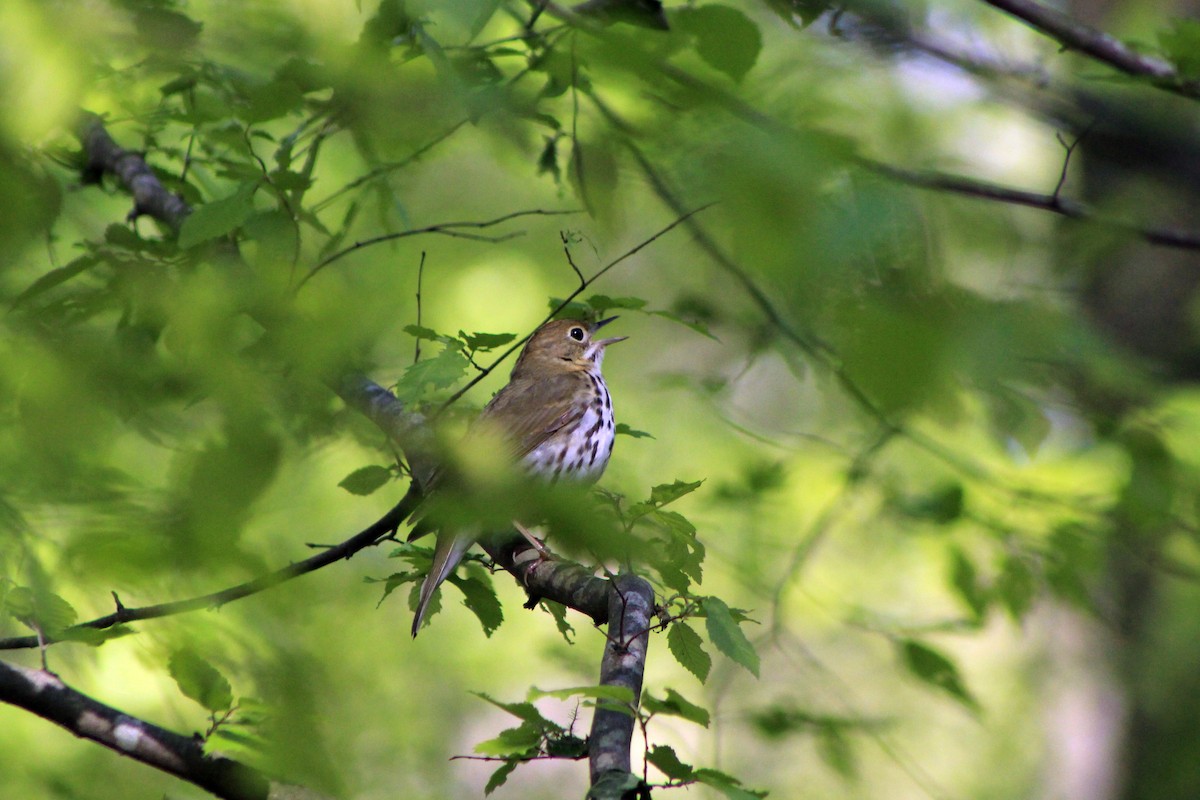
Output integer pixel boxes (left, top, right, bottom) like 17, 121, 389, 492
477, 372, 587, 462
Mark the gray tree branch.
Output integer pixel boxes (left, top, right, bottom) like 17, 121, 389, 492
0, 658, 273, 800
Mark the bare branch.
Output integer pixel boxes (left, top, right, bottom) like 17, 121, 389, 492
78, 113, 192, 232
0, 659, 271, 800
863, 158, 1200, 250
978, 0, 1198, 98
298, 209, 581, 288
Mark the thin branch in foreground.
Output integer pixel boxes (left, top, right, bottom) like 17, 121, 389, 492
0, 485, 421, 651
0, 659, 271, 800
977, 0, 1199, 99
863, 158, 1200, 250
297, 208, 582, 289
436, 203, 713, 412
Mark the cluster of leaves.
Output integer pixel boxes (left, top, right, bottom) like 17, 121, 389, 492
475, 685, 764, 799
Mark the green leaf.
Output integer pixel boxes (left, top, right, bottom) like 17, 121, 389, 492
898, 483, 964, 524
452, 570, 504, 637
403, 324, 452, 342
949, 547, 987, 622
629, 479, 704, 519
178, 183, 257, 248
586, 294, 647, 312
675, 5, 763, 83
816, 725, 857, 778
394, 344, 469, 402
649, 309, 719, 340
647, 744, 694, 780
474, 693, 559, 728
169, 649, 234, 712
11, 255, 99, 309
338, 465, 392, 496
650, 479, 704, 507
996, 554, 1036, 620
3, 587, 77, 633
528, 685, 635, 705
703, 597, 759, 677
474, 723, 543, 756
643, 688, 711, 727
693, 768, 768, 799
542, 600, 576, 643
898, 639, 979, 712
668, 622, 712, 682
1159, 19, 1200, 80
485, 760, 518, 795
461, 331, 517, 351
614, 423, 654, 439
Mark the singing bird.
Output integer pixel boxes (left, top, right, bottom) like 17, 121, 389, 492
410, 317, 627, 636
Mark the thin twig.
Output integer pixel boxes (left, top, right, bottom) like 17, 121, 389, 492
298, 209, 581, 289
977, 0, 1199, 99
414, 251, 426, 365
863, 157, 1200, 249
0, 487, 421, 651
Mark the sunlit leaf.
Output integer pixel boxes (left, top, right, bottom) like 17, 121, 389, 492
169, 649, 234, 712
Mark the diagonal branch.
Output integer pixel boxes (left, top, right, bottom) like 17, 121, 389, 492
862, 158, 1200, 250
0, 658, 275, 800
977, 0, 1199, 98
78, 113, 192, 232
298, 208, 583, 289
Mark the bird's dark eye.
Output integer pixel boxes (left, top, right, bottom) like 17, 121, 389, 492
569, 327, 585, 341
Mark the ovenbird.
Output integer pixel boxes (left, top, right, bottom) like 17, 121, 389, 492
410, 317, 627, 636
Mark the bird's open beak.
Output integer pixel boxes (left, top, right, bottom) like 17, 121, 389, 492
592, 316, 628, 347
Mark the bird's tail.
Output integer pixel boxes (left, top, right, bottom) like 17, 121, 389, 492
411, 531, 473, 637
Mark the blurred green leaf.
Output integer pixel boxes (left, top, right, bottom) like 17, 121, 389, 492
1159, 19, 1200, 79
674, 5, 762, 82
178, 183, 257, 248
996, 554, 1036, 620
169, 649, 234, 712
338, 465, 393, 496
461, 331, 517, 351
3, 587, 77, 633
898, 639, 978, 712
949, 547, 988, 622
898, 483, 964, 525
614, 423, 654, 439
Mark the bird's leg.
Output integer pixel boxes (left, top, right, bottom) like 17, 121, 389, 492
512, 519, 550, 556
